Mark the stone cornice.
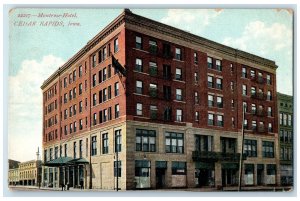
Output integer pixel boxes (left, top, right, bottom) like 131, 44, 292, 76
277, 92, 293, 102
124, 10, 278, 71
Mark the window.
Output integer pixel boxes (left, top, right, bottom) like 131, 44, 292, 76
108, 107, 112, 120
163, 65, 171, 80
262, 141, 274, 158
115, 130, 122, 152
280, 113, 283, 125
103, 109, 108, 122
283, 114, 287, 126
172, 162, 186, 175
136, 103, 142, 116
114, 38, 119, 52
98, 70, 102, 83
92, 54, 96, 67
244, 119, 248, 129
251, 87, 256, 96
207, 76, 213, 88
64, 77, 67, 88
195, 111, 199, 121
115, 82, 119, 96
267, 91, 272, 101
216, 78, 222, 90
149, 105, 158, 120
149, 40, 158, 54
93, 93, 97, 106
208, 113, 214, 126
64, 125, 68, 135
136, 81, 143, 94
69, 73, 72, 84
164, 107, 172, 121
79, 83, 82, 95
242, 85, 247, 96
268, 107, 272, 117
175, 68, 182, 80
73, 105, 77, 115
70, 123, 73, 133
79, 101, 83, 113
252, 120, 257, 131
54, 146, 58, 159
194, 52, 198, 64
102, 133, 108, 154
165, 132, 184, 153
208, 94, 214, 107
231, 99, 235, 108
232, 117, 235, 128
230, 81, 234, 91
267, 123, 273, 132
149, 83, 158, 98
73, 142, 77, 159
195, 135, 213, 152
136, 36, 142, 49
250, 70, 255, 78
103, 47, 107, 60
135, 58, 143, 72
267, 74, 271, 85
244, 139, 257, 157
136, 129, 156, 152
195, 92, 199, 104
103, 88, 107, 102
176, 89, 183, 101
79, 119, 83, 130
242, 67, 247, 78
79, 65, 82, 77
251, 104, 256, 114
163, 85, 171, 100
230, 64, 234, 73
108, 86, 111, 99
149, 62, 158, 76
91, 136, 97, 156
288, 114, 292, 126
207, 57, 213, 69
216, 59, 222, 71
114, 161, 121, 177
217, 96, 223, 108
135, 160, 150, 178
103, 67, 107, 81
73, 70, 76, 81
115, 104, 120, 118
69, 90, 73, 100
108, 65, 111, 78
176, 109, 183, 122
217, 115, 224, 127
92, 74, 96, 87
194, 72, 198, 83
175, 48, 182, 60
79, 140, 83, 158
93, 113, 97, 125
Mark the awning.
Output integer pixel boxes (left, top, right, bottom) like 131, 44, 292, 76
68, 158, 89, 165
156, 161, 167, 168
221, 163, 239, 169
195, 162, 214, 169
43, 157, 73, 167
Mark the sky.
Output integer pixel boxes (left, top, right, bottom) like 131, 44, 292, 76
8, 8, 293, 162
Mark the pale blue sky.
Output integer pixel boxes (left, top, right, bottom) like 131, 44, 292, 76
8, 8, 293, 162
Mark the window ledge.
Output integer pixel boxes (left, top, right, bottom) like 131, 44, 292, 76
173, 100, 186, 103
173, 79, 185, 83
133, 93, 150, 97
173, 59, 184, 62
132, 48, 149, 54
133, 70, 149, 76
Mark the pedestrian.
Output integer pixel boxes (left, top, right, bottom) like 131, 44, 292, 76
61, 183, 65, 191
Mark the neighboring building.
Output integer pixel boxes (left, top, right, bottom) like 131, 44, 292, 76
8, 168, 20, 185
19, 160, 42, 186
277, 93, 293, 186
8, 159, 20, 169
41, 9, 279, 190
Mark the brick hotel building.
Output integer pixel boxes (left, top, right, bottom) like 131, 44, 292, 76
41, 9, 280, 190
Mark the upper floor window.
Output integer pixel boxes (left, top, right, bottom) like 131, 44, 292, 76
92, 54, 96, 67
267, 91, 272, 101
114, 38, 119, 53
103, 47, 107, 60
136, 81, 143, 94
136, 36, 142, 49
242, 67, 247, 78
217, 96, 223, 108
244, 139, 257, 157
194, 52, 198, 64
136, 103, 143, 116
176, 109, 183, 122
207, 57, 213, 69
115, 82, 119, 96
208, 113, 214, 126
175, 68, 182, 80
115, 129, 122, 152
176, 89, 183, 101
115, 104, 120, 118
216, 59, 222, 71
208, 94, 214, 107
242, 84, 247, 96
195, 111, 199, 121
250, 70, 255, 78
91, 136, 97, 156
217, 115, 224, 127
267, 74, 271, 85
64, 77, 67, 88
136, 129, 156, 152
216, 78, 223, 90
175, 48, 182, 60
268, 107, 272, 117
194, 72, 198, 83
79, 65, 82, 77
165, 132, 184, 153
262, 141, 274, 158
149, 40, 158, 54
288, 114, 292, 126
135, 58, 143, 72
150, 105, 158, 120
149, 62, 158, 76
207, 76, 214, 88
149, 83, 158, 98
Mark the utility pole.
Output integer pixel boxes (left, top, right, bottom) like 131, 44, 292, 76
36, 147, 40, 189
238, 104, 246, 191
116, 149, 119, 192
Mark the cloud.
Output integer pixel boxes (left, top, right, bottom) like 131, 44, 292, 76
8, 55, 64, 162
223, 21, 292, 56
223, 21, 293, 95
161, 9, 222, 33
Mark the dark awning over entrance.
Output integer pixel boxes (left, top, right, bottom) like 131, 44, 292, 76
221, 163, 239, 169
156, 161, 167, 168
43, 157, 73, 167
43, 157, 89, 167
195, 162, 214, 169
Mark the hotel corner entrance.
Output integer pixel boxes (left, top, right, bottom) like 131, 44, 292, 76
155, 161, 167, 189
195, 162, 215, 187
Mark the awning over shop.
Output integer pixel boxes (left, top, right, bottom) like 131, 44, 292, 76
43, 157, 89, 167
195, 162, 214, 169
43, 157, 73, 167
156, 161, 167, 168
221, 163, 239, 169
